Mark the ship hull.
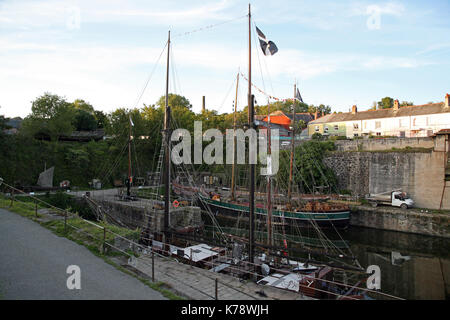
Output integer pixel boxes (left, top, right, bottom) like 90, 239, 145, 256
198, 195, 350, 229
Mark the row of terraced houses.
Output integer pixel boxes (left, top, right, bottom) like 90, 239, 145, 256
307, 93, 450, 139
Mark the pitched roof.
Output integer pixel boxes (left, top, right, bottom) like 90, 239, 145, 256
255, 120, 290, 133
264, 110, 315, 123
309, 102, 448, 124
286, 112, 315, 123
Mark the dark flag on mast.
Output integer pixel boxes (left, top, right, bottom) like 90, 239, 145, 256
295, 88, 304, 103
256, 26, 278, 56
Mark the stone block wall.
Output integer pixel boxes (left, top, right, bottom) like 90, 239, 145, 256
334, 137, 434, 152
323, 152, 371, 196
324, 150, 449, 210
350, 206, 450, 238
323, 135, 450, 210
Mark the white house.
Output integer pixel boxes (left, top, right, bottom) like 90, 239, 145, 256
308, 94, 450, 138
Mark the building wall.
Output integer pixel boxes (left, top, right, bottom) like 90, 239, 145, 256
308, 121, 346, 136
308, 111, 450, 138
333, 137, 434, 152
323, 135, 450, 210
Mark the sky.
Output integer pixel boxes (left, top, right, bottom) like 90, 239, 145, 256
0, 0, 449, 118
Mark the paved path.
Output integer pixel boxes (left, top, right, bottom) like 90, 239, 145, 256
134, 254, 310, 300
0, 208, 166, 300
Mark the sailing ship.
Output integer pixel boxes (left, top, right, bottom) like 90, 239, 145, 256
172, 74, 350, 229
134, 4, 368, 300
196, 193, 350, 228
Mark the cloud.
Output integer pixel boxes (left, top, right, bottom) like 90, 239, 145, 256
350, 1, 405, 17
415, 43, 450, 56
0, 32, 433, 118
100, 0, 232, 21
0, 0, 237, 30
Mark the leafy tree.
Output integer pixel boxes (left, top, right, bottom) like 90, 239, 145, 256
156, 94, 192, 110
94, 110, 109, 129
73, 109, 98, 131
0, 112, 8, 138
400, 101, 413, 107
107, 108, 147, 138
377, 97, 394, 109
65, 146, 90, 172
256, 100, 310, 116
72, 99, 95, 114
308, 104, 331, 115
22, 93, 75, 141
277, 141, 337, 194
311, 132, 323, 140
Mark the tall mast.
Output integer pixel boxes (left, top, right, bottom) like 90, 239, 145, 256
127, 117, 132, 197
231, 72, 239, 201
287, 83, 296, 204
247, 3, 255, 268
266, 98, 272, 249
163, 31, 171, 238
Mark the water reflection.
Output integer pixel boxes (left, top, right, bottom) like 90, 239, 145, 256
343, 226, 450, 300
208, 214, 449, 299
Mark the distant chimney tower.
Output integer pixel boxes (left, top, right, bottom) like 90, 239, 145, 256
445, 93, 450, 109
351, 105, 357, 115
314, 111, 318, 120
202, 96, 206, 113
393, 99, 399, 111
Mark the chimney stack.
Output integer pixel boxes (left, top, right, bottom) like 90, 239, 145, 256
202, 96, 206, 113
393, 99, 399, 111
314, 111, 318, 120
351, 105, 357, 115
445, 93, 450, 109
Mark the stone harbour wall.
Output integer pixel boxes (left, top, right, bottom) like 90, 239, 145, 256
94, 199, 201, 232
350, 206, 450, 238
334, 137, 434, 152
323, 136, 450, 210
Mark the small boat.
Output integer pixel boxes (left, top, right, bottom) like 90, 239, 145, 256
256, 257, 335, 299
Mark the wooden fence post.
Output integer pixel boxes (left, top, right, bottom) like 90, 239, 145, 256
10, 189, 14, 207
103, 226, 107, 254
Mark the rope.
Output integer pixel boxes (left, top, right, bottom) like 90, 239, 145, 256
172, 15, 247, 39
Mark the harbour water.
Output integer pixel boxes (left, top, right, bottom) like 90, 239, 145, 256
342, 226, 449, 300
209, 213, 449, 300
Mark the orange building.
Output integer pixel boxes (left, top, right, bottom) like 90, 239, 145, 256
261, 110, 315, 131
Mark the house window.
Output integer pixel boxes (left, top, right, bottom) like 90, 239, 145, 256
375, 121, 381, 129
315, 126, 319, 132
334, 125, 339, 130
376, 132, 381, 136
324, 126, 329, 132
353, 123, 359, 130
354, 133, 359, 137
